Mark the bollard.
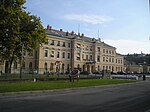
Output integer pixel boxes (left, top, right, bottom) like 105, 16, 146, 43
34, 78, 37, 82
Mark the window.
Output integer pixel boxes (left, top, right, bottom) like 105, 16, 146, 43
106, 50, 108, 54
106, 57, 108, 62
112, 51, 114, 54
109, 50, 111, 54
86, 55, 88, 60
103, 57, 105, 62
62, 52, 65, 58
97, 56, 100, 62
103, 49, 105, 53
90, 55, 92, 60
57, 52, 60, 58
57, 41, 60, 46
121, 59, 122, 64
68, 43, 70, 48
116, 59, 118, 63
112, 58, 114, 63
97, 47, 100, 52
44, 50, 48, 57
51, 40, 54, 45
51, 51, 54, 58
76, 53, 80, 60
109, 58, 111, 62
62, 42, 65, 47
67, 53, 70, 59
118, 59, 120, 63
82, 54, 84, 59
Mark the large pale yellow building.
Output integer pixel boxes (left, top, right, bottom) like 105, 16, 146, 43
0, 26, 124, 74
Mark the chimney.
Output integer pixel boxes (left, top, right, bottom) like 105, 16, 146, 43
60, 29, 63, 32
71, 31, 74, 35
47, 25, 52, 30
81, 33, 84, 38
66, 31, 69, 36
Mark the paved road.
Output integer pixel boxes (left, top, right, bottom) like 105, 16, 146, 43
1, 81, 150, 112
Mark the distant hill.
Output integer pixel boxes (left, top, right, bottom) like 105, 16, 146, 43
124, 53, 150, 65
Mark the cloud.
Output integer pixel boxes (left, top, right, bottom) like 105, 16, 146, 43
63, 14, 114, 24
104, 39, 150, 54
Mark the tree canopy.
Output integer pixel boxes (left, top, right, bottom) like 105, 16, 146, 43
0, 0, 46, 73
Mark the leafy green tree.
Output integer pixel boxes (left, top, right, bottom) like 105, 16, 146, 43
0, 0, 46, 73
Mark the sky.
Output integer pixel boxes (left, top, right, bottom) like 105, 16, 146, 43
25, 0, 150, 55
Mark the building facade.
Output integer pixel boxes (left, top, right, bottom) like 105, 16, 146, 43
0, 26, 124, 74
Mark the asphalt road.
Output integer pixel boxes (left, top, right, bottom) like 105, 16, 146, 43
1, 81, 150, 112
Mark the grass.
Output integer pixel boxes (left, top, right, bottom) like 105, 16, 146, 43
0, 79, 137, 93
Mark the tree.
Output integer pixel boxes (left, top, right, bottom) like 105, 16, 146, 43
0, 0, 46, 73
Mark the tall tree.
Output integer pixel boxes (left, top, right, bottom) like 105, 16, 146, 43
0, 0, 46, 73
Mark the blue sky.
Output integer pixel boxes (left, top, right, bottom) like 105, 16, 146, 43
25, 0, 150, 54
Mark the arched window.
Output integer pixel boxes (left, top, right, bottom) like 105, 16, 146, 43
50, 63, 53, 71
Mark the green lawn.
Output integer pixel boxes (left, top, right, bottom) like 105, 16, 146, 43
0, 79, 137, 93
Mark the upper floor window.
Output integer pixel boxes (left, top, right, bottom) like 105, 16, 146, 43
103, 57, 105, 62
57, 52, 60, 58
86, 55, 88, 60
109, 50, 111, 54
51, 40, 54, 45
67, 53, 70, 59
76, 53, 80, 60
112, 51, 114, 54
57, 41, 60, 46
112, 58, 114, 63
62, 42, 65, 47
97, 56, 100, 62
62, 52, 65, 58
103, 49, 105, 53
90, 55, 92, 60
109, 58, 111, 62
97, 47, 100, 52
44, 50, 48, 57
106, 50, 108, 54
82, 54, 84, 59
68, 43, 70, 48
51, 51, 54, 58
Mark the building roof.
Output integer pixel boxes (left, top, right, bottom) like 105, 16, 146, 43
46, 27, 116, 49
